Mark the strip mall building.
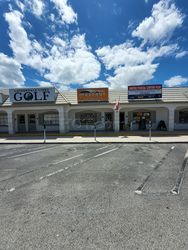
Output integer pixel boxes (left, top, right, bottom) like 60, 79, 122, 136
0, 86, 188, 134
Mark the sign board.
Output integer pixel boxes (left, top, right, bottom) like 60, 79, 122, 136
77, 88, 109, 103
128, 85, 162, 99
9, 87, 55, 103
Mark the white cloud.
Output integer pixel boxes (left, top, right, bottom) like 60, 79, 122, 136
5, 11, 32, 63
83, 81, 109, 88
96, 42, 178, 70
5, 10, 44, 71
175, 51, 188, 59
132, 0, 184, 44
15, 0, 25, 12
30, 0, 44, 17
107, 64, 158, 89
164, 75, 188, 87
0, 53, 25, 88
51, 0, 77, 24
44, 35, 101, 84
96, 42, 148, 70
37, 81, 53, 87
96, 41, 178, 89
16, 0, 44, 17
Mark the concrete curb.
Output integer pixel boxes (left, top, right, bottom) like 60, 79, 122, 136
0, 141, 188, 144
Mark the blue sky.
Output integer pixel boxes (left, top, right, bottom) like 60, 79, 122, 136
0, 0, 188, 90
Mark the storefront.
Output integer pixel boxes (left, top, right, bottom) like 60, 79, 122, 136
0, 86, 188, 134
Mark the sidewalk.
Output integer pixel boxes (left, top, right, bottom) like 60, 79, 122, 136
0, 134, 188, 144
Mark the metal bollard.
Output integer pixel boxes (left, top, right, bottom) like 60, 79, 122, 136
43, 124, 46, 143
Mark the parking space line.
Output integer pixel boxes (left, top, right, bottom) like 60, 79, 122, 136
171, 149, 188, 195
135, 145, 175, 195
93, 148, 118, 158
51, 154, 83, 165
5, 146, 59, 159
39, 147, 120, 181
96, 145, 111, 151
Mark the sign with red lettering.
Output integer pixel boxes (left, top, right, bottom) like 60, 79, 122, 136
128, 85, 162, 99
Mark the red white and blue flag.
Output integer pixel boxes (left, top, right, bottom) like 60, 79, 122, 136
113, 99, 120, 111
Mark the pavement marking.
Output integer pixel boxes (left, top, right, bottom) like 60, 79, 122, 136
171, 149, 188, 195
96, 145, 111, 151
135, 145, 175, 195
51, 154, 83, 165
39, 154, 83, 180
93, 147, 118, 158
40, 146, 121, 181
5, 146, 59, 159
8, 188, 15, 192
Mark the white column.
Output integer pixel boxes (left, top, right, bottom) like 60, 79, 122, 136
7, 109, 14, 134
58, 107, 65, 133
114, 110, 120, 132
168, 107, 175, 131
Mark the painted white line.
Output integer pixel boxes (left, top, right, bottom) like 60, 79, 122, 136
39, 154, 83, 180
96, 145, 111, 151
93, 148, 118, 158
8, 188, 15, 192
134, 190, 142, 195
52, 154, 83, 165
6, 146, 58, 159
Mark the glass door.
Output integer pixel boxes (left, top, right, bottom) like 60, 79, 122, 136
28, 114, 36, 132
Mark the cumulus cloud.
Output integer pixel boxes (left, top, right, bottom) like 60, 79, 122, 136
44, 34, 101, 85
96, 42, 178, 70
5, 11, 32, 63
96, 41, 178, 88
83, 81, 109, 88
51, 0, 77, 24
175, 51, 188, 59
5, 10, 101, 87
164, 75, 188, 87
0, 53, 25, 88
37, 81, 53, 87
132, 0, 184, 44
30, 0, 44, 17
107, 64, 158, 89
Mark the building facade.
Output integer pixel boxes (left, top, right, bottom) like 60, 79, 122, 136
0, 87, 188, 134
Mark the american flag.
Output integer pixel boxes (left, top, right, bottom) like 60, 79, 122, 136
113, 99, 120, 111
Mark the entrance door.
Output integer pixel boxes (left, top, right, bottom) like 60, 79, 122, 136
28, 114, 36, 132
105, 112, 113, 131
120, 112, 125, 130
17, 115, 26, 132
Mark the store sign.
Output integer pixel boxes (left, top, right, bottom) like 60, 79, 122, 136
128, 85, 162, 99
9, 87, 55, 103
77, 88, 109, 102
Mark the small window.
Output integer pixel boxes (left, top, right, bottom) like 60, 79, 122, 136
179, 111, 188, 123
0, 114, 8, 126
44, 114, 59, 125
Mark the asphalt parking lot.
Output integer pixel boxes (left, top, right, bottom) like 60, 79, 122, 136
0, 143, 188, 250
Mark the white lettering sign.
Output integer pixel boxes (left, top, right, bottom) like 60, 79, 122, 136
9, 88, 55, 103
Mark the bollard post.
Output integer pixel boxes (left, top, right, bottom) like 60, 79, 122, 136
43, 124, 46, 143
148, 120, 152, 141
94, 123, 97, 141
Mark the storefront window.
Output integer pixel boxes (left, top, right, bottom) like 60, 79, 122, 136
133, 112, 151, 123
76, 112, 101, 125
44, 114, 59, 125
0, 114, 8, 126
179, 111, 188, 123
